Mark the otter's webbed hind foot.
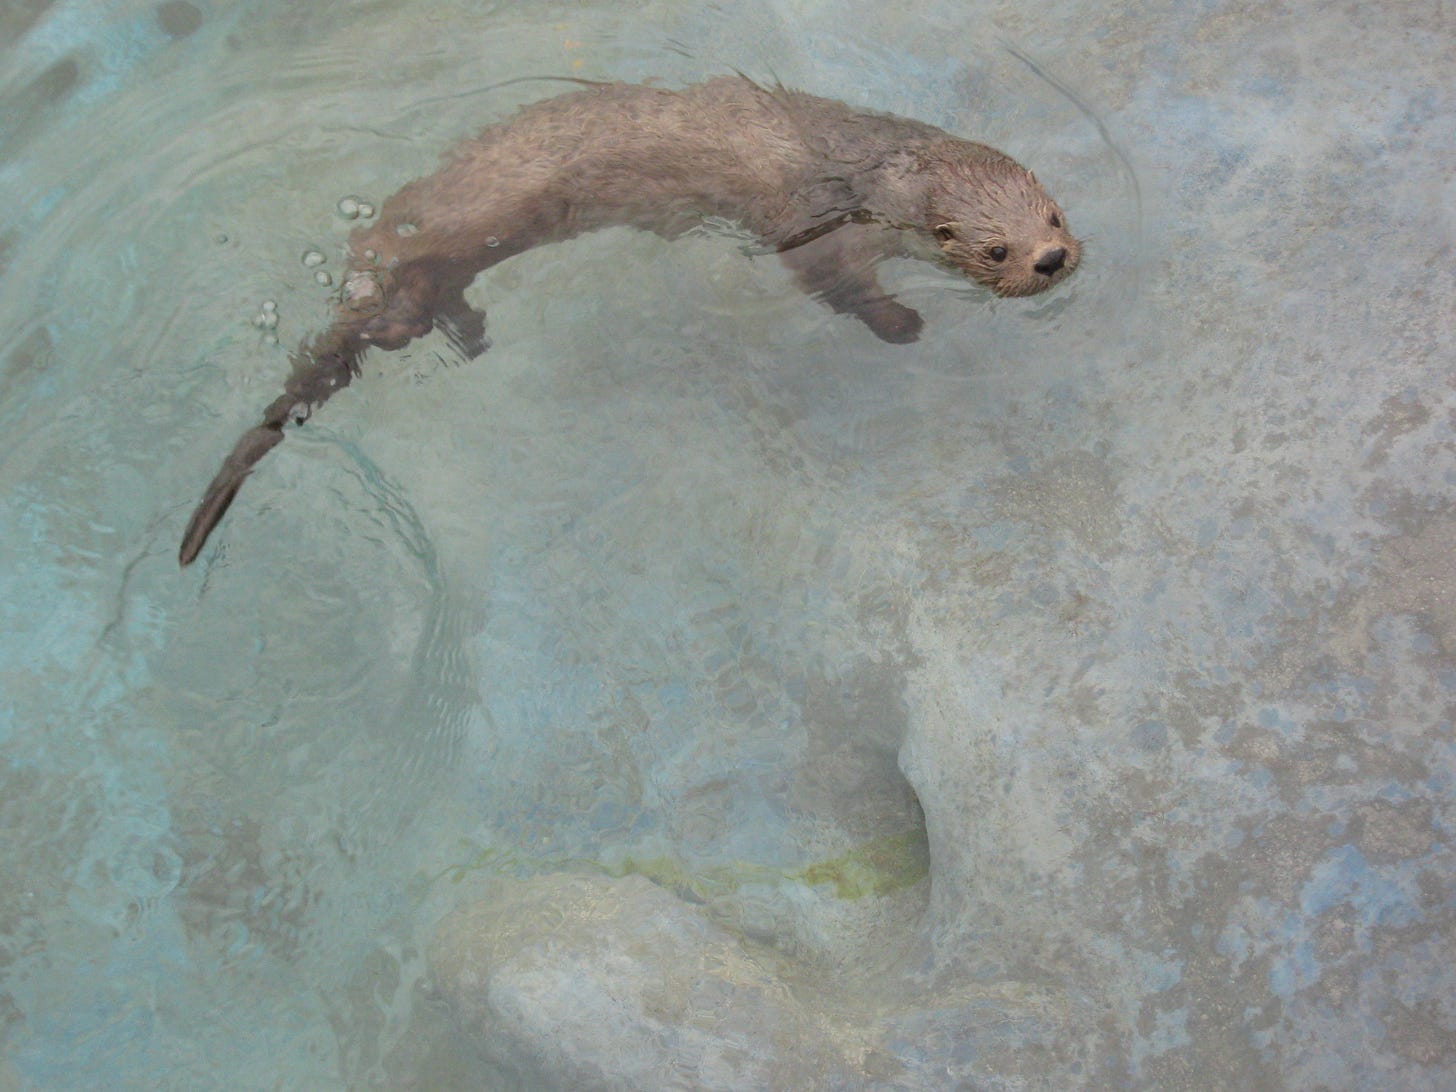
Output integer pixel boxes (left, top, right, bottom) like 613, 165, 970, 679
435, 284, 490, 360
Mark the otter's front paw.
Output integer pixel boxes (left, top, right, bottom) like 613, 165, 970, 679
857, 299, 923, 344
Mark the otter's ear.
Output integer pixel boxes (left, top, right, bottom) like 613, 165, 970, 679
934, 224, 956, 243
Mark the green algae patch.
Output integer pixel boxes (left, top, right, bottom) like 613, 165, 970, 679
601, 854, 783, 902
795, 831, 930, 899
437, 829, 928, 902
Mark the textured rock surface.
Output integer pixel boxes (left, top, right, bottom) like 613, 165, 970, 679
430, 873, 859, 1090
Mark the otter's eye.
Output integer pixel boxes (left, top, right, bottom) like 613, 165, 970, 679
935, 225, 955, 243
1049, 212, 1062, 229
987, 245, 1008, 263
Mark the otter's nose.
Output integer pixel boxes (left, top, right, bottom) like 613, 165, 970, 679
1034, 246, 1066, 276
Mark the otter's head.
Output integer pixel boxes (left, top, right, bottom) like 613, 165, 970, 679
922, 145, 1081, 298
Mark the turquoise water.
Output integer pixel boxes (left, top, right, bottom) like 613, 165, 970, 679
3, 1, 1453, 1089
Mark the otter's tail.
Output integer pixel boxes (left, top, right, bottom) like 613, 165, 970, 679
179, 329, 362, 566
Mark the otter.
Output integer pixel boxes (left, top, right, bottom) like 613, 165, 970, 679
179, 76, 1080, 565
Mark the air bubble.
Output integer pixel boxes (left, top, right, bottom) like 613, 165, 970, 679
486, 236, 500, 248
363, 249, 378, 262
344, 271, 383, 304
337, 196, 362, 219
314, 271, 333, 286
396, 222, 418, 237
251, 299, 280, 331
301, 249, 326, 268
357, 202, 375, 218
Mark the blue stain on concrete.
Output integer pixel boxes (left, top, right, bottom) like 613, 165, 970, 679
1267, 933, 1320, 1000
1302, 844, 1423, 930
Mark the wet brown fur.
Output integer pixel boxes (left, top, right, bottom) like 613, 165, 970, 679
179, 76, 1080, 565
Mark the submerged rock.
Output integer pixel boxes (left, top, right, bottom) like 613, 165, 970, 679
429, 872, 861, 1090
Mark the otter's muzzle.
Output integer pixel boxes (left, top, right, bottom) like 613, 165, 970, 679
1034, 246, 1067, 277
